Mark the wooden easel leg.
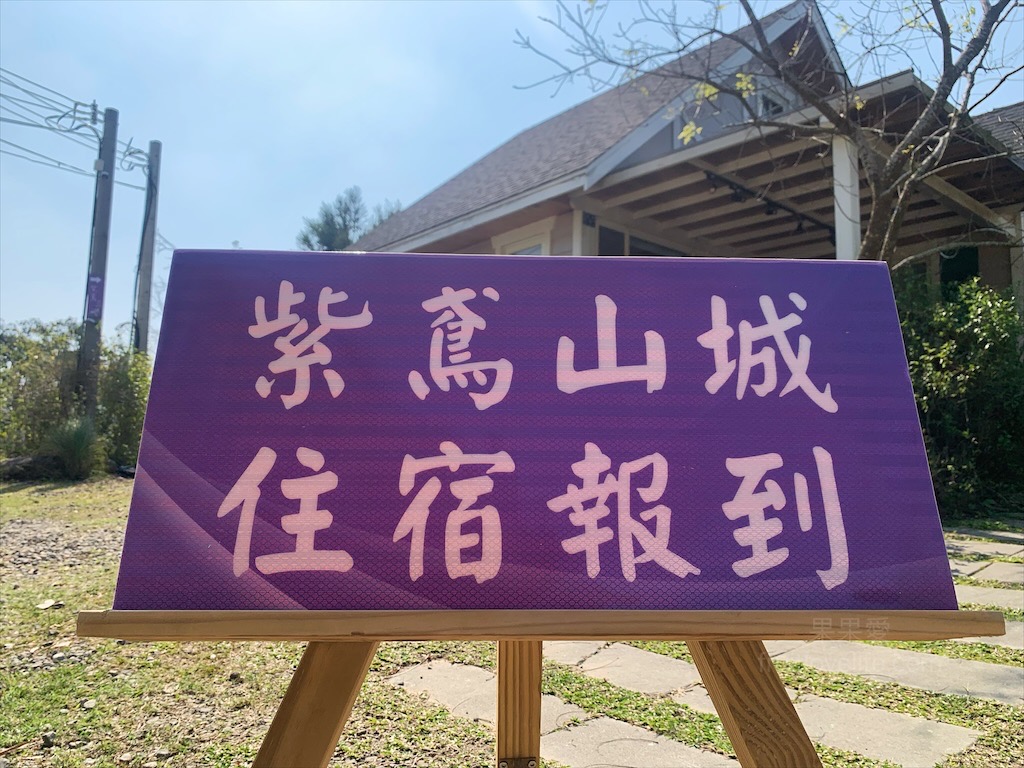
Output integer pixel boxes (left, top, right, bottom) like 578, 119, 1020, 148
254, 640, 378, 768
687, 639, 821, 768
496, 640, 542, 768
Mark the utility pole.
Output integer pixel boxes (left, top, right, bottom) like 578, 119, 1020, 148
77, 107, 118, 419
134, 139, 161, 353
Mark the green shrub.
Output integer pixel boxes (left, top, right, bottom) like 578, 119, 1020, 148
97, 332, 151, 467
894, 274, 1024, 518
0, 319, 80, 459
0, 320, 151, 473
45, 416, 101, 480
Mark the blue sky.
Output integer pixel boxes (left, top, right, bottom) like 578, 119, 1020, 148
1, 0, 1021, 349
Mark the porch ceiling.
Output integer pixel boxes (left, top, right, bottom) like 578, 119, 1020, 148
582, 120, 1023, 260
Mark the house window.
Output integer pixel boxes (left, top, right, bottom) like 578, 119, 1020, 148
597, 224, 687, 258
598, 226, 626, 256
747, 77, 790, 120
629, 236, 686, 258
492, 216, 555, 255
759, 94, 785, 117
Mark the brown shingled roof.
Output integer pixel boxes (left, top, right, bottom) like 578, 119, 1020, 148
973, 101, 1024, 159
353, 1, 807, 251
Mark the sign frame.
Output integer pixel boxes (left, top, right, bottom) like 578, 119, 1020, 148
77, 608, 1005, 767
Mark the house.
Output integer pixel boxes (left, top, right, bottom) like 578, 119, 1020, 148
352, 0, 1023, 296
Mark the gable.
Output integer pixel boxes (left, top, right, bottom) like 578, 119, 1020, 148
353, 1, 818, 252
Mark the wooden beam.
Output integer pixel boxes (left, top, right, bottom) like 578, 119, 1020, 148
496, 641, 542, 767
649, 158, 835, 234
921, 172, 1015, 234
602, 139, 822, 214
77, 609, 1005, 642
867, 137, 1015, 235
602, 167, 707, 208
254, 641, 378, 768
689, 640, 822, 768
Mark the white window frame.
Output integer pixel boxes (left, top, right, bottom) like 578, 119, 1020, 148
491, 216, 556, 255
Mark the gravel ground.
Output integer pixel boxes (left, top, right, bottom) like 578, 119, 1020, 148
1, 518, 125, 576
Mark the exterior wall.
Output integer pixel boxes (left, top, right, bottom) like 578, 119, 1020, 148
551, 212, 574, 255
979, 245, 1012, 289
448, 238, 494, 255
618, 94, 750, 172
485, 213, 574, 256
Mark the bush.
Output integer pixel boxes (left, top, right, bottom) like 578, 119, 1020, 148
97, 333, 151, 467
0, 319, 151, 476
894, 274, 1024, 518
0, 319, 80, 459
46, 416, 101, 480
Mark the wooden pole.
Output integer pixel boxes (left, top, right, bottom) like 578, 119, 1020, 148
496, 640, 542, 768
254, 640, 378, 768
687, 639, 821, 768
77, 107, 118, 418
133, 140, 161, 353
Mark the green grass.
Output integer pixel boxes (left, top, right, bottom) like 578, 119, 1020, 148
960, 602, 1024, 623
775, 662, 1024, 768
629, 641, 1024, 768
943, 517, 1024, 534
868, 640, 1024, 666
0, 475, 132, 527
541, 662, 899, 768
4, 477, 1023, 767
954, 575, 1024, 591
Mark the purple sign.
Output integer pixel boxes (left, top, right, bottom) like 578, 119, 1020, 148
85, 275, 104, 323
113, 250, 956, 612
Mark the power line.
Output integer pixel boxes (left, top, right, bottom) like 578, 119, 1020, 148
0, 72, 153, 172
0, 96, 150, 171
0, 140, 147, 191
0, 147, 94, 179
0, 103, 99, 152
156, 232, 176, 252
0, 67, 80, 110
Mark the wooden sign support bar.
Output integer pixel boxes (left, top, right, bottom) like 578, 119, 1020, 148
77, 608, 1004, 642
78, 609, 1004, 768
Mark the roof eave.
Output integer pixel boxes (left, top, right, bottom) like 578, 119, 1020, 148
360, 173, 586, 253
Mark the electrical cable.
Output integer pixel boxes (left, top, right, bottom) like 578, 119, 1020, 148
0, 101, 99, 151
0, 68, 80, 110
0, 145, 147, 191
0, 148, 94, 179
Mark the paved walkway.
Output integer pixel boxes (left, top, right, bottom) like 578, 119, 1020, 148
385, 529, 1023, 767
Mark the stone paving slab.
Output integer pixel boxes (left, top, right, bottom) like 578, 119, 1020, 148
796, 693, 979, 766
389, 660, 495, 724
672, 682, 718, 714
545, 640, 606, 666
388, 660, 592, 735
579, 643, 702, 694
955, 583, 1024, 611
764, 640, 1024, 705
972, 560, 1024, 585
953, 620, 1024, 649
948, 558, 991, 577
945, 539, 1024, 558
663, 657, 982, 766
541, 716, 737, 768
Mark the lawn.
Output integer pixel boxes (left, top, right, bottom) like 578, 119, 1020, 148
2, 477, 1021, 767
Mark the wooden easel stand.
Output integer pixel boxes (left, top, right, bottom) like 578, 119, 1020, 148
78, 609, 1004, 768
